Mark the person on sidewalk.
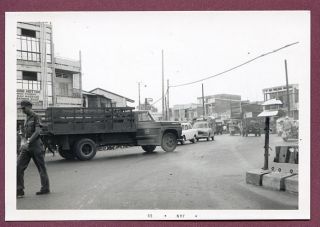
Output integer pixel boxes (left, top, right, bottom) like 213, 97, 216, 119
17, 100, 50, 198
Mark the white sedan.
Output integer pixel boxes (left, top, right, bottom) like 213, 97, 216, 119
179, 122, 198, 144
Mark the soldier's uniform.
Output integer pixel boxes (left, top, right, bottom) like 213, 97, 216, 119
17, 101, 50, 196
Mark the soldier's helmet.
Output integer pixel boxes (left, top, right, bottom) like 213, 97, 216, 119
20, 100, 32, 108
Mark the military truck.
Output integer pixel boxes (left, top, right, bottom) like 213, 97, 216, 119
40, 107, 182, 160
242, 119, 262, 137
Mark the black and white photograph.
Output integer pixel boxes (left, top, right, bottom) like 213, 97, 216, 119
5, 11, 310, 220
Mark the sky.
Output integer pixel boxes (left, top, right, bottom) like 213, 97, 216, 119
48, 11, 309, 111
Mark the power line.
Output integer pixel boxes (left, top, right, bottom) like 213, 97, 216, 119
149, 41, 299, 108
151, 87, 169, 106
170, 41, 299, 88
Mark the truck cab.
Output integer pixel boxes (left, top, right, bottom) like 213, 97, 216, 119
135, 110, 182, 152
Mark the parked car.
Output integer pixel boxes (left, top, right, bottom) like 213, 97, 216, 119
193, 121, 214, 141
179, 122, 198, 144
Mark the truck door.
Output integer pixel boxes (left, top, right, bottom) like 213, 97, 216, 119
136, 111, 162, 145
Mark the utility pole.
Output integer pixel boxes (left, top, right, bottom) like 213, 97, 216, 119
284, 59, 291, 117
164, 97, 167, 120
145, 98, 147, 111
202, 83, 205, 119
162, 50, 165, 120
138, 82, 141, 110
167, 79, 170, 121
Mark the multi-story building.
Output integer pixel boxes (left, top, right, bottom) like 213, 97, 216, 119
16, 22, 82, 122
172, 103, 198, 121
262, 84, 299, 119
196, 94, 242, 119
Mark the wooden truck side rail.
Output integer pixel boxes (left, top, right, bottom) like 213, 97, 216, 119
42, 107, 136, 135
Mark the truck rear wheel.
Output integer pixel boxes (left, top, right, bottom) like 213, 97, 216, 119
141, 145, 157, 153
58, 148, 76, 160
74, 138, 97, 161
161, 132, 177, 152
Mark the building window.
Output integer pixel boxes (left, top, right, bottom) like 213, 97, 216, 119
46, 40, 52, 63
47, 83, 53, 105
17, 35, 40, 62
294, 88, 299, 103
21, 28, 36, 38
59, 83, 69, 96
17, 71, 41, 91
72, 74, 80, 89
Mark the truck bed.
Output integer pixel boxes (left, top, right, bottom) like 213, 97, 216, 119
41, 107, 136, 135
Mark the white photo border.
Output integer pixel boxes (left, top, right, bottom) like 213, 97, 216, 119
5, 11, 310, 221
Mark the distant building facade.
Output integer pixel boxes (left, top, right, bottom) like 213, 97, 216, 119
196, 94, 242, 119
16, 22, 82, 121
82, 91, 112, 108
262, 84, 299, 119
90, 88, 134, 107
241, 101, 263, 119
172, 103, 198, 121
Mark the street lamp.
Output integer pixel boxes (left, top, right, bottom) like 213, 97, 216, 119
258, 99, 283, 170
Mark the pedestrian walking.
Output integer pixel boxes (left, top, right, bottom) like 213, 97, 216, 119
17, 100, 50, 198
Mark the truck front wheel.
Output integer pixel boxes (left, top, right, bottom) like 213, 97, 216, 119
74, 138, 97, 161
142, 145, 156, 153
161, 132, 177, 152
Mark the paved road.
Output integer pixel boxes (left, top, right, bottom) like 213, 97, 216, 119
17, 134, 298, 210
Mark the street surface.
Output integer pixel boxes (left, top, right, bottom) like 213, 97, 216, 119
17, 134, 298, 210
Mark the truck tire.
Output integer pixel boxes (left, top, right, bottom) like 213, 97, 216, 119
58, 149, 76, 160
161, 132, 177, 152
142, 145, 156, 153
207, 134, 211, 141
74, 138, 97, 161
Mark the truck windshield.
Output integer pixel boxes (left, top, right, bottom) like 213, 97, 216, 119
138, 112, 154, 122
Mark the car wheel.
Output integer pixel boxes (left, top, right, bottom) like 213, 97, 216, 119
190, 135, 197, 143
161, 132, 178, 152
207, 134, 210, 141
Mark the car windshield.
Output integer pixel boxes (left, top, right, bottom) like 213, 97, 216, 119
193, 122, 207, 129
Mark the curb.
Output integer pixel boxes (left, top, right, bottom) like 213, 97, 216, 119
246, 169, 298, 193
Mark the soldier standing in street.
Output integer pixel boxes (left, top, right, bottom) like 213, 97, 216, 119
17, 100, 50, 198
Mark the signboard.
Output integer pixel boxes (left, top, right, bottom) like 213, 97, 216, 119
244, 112, 253, 119
56, 96, 82, 105
17, 89, 43, 108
